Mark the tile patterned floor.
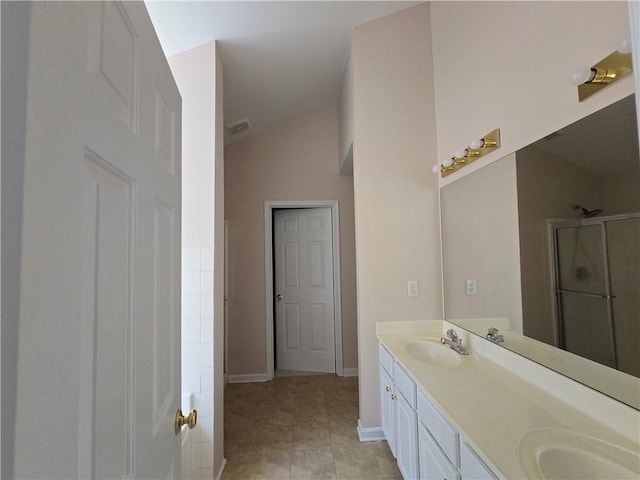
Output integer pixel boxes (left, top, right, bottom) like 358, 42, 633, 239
223, 374, 402, 480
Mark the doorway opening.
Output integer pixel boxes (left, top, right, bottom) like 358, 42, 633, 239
264, 200, 344, 380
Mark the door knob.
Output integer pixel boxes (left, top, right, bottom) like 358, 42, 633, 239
276, 294, 283, 300
174, 408, 197, 435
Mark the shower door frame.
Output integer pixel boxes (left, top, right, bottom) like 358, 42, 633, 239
547, 212, 639, 368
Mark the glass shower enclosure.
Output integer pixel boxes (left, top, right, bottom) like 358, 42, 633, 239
550, 213, 639, 377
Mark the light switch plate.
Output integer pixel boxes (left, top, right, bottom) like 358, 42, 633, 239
408, 280, 419, 297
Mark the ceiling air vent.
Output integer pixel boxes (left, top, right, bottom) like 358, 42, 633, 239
226, 118, 251, 135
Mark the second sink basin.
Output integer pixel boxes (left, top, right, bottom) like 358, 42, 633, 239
403, 338, 463, 367
518, 428, 640, 479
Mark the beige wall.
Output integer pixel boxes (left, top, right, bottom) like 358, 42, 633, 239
170, 43, 216, 249
224, 103, 358, 375
431, 1, 633, 187
441, 154, 522, 332
352, 4, 441, 429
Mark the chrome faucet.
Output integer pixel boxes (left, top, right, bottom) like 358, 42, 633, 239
486, 327, 504, 344
441, 329, 469, 355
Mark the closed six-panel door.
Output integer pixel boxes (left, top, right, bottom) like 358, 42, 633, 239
274, 208, 336, 372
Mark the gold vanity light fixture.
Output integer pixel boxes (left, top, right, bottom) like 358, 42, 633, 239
432, 129, 501, 177
571, 35, 633, 102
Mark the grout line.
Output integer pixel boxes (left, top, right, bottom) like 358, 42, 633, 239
331, 443, 338, 480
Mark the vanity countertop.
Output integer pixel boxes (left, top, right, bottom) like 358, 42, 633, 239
377, 321, 640, 479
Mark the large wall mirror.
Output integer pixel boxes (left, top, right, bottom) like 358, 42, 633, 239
441, 94, 639, 410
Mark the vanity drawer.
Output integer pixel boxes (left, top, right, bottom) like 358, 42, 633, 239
393, 363, 416, 408
418, 390, 460, 467
379, 343, 394, 376
419, 422, 460, 480
460, 440, 498, 479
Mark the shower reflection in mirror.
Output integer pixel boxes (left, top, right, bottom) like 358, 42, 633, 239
550, 213, 639, 377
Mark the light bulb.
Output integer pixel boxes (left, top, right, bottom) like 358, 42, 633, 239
571, 66, 595, 86
454, 149, 467, 159
469, 139, 484, 150
618, 35, 632, 54
432, 164, 441, 173
443, 158, 454, 168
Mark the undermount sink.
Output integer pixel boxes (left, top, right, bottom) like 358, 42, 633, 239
403, 338, 463, 367
518, 429, 640, 479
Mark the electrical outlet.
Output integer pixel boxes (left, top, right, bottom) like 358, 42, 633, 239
465, 279, 477, 295
408, 280, 419, 297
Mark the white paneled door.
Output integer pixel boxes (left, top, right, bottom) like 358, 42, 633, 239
12, 2, 182, 478
274, 208, 336, 373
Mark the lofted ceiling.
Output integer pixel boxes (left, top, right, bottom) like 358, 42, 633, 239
145, 1, 419, 144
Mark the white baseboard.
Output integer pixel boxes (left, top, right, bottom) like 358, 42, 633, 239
214, 458, 227, 480
227, 373, 270, 383
228, 371, 356, 382
357, 419, 385, 442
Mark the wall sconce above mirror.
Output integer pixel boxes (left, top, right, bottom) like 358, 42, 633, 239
571, 35, 633, 101
432, 129, 501, 178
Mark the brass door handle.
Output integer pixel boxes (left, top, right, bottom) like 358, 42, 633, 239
276, 294, 283, 300
175, 408, 197, 435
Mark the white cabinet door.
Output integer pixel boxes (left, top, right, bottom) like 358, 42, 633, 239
460, 442, 498, 480
395, 392, 419, 480
419, 422, 460, 480
418, 390, 460, 468
380, 366, 396, 456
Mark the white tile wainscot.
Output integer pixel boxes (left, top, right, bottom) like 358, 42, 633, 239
377, 320, 640, 479
182, 247, 215, 480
